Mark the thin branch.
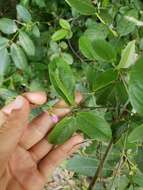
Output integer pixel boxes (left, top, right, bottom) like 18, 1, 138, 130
110, 133, 128, 189
119, 72, 129, 96
88, 139, 113, 190
67, 39, 84, 63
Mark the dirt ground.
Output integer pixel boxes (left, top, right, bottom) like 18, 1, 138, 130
43, 166, 87, 190
43, 167, 76, 190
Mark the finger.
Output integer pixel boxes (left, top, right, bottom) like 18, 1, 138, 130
29, 139, 53, 163
39, 135, 83, 179
23, 91, 47, 106
0, 96, 30, 159
7, 179, 24, 190
20, 92, 83, 150
7, 177, 44, 190
9, 146, 44, 190
0, 92, 47, 177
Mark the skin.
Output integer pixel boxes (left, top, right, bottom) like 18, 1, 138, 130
0, 91, 83, 190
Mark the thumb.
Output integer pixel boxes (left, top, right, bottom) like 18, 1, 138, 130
0, 96, 30, 160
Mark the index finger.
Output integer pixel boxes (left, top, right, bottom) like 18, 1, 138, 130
23, 91, 47, 106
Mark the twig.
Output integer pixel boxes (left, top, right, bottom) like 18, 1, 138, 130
119, 72, 129, 96
67, 39, 84, 63
88, 139, 113, 190
110, 133, 128, 189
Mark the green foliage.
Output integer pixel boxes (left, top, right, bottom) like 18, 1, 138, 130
79, 36, 96, 60
1, 0, 143, 189
19, 31, 35, 56
67, 155, 99, 176
16, 4, 32, 22
117, 40, 136, 69
76, 111, 112, 141
48, 57, 75, 105
129, 57, 143, 115
48, 111, 112, 144
93, 69, 118, 91
10, 43, 28, 70
0, 18, 17, 34
116, 9, 138, 36
128, 124, 143, 143
0, 48, 10, 77
52, 19, 72, 42
84, 22, 109, 41
65, 0, 96, 15
92, 39, 117, 62
59, 19, 71, 31
48, 117, 77, 144
52, 29, 69, 42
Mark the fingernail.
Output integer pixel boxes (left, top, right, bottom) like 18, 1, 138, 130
3, 96, 24, 114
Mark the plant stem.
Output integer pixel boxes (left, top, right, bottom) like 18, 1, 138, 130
88, 139, 113, 190
110, 133, 128, 189
67, 39, 84, 63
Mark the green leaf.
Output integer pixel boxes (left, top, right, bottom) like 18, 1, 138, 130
52, 29, 68, 42
29, 79, 44, 92
102, 0, 110, 7
34, 0, 46, 8
84, 23, 109, 41
128, 124, 143, 143
93, 69, 118, 91
129, 57, 143, 115
117, 9, 138, 36
61, 53, 73, 65
19, 31, 35, 56
133, 173, 143, 187
96, 81, 128, 107
67, 155, 98, 176
20, 0, 29, 7
92, 39, 117, 62
117, 40, 136, 69
10, 43, 28, 70
0, 37, 9, 49
59, 19, 71, 31
135, 147, 143, 173
0, 88, 17, 103
86, 66, 97, 90
65, 0, 96, 15
112, 122, 129, 144
0, 48, 10, 76
0, 18, 18, 34
48, 57, 75, 105
109, 176, 129, 190
76, 111, 112, 141
16, 4, 32, 22
48, 117, 77, 144
67, 155, 111, 176
32, 25, 40, 38
79, 36, 96, 60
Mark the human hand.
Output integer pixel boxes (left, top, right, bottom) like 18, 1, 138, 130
0, 92, 83, 190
